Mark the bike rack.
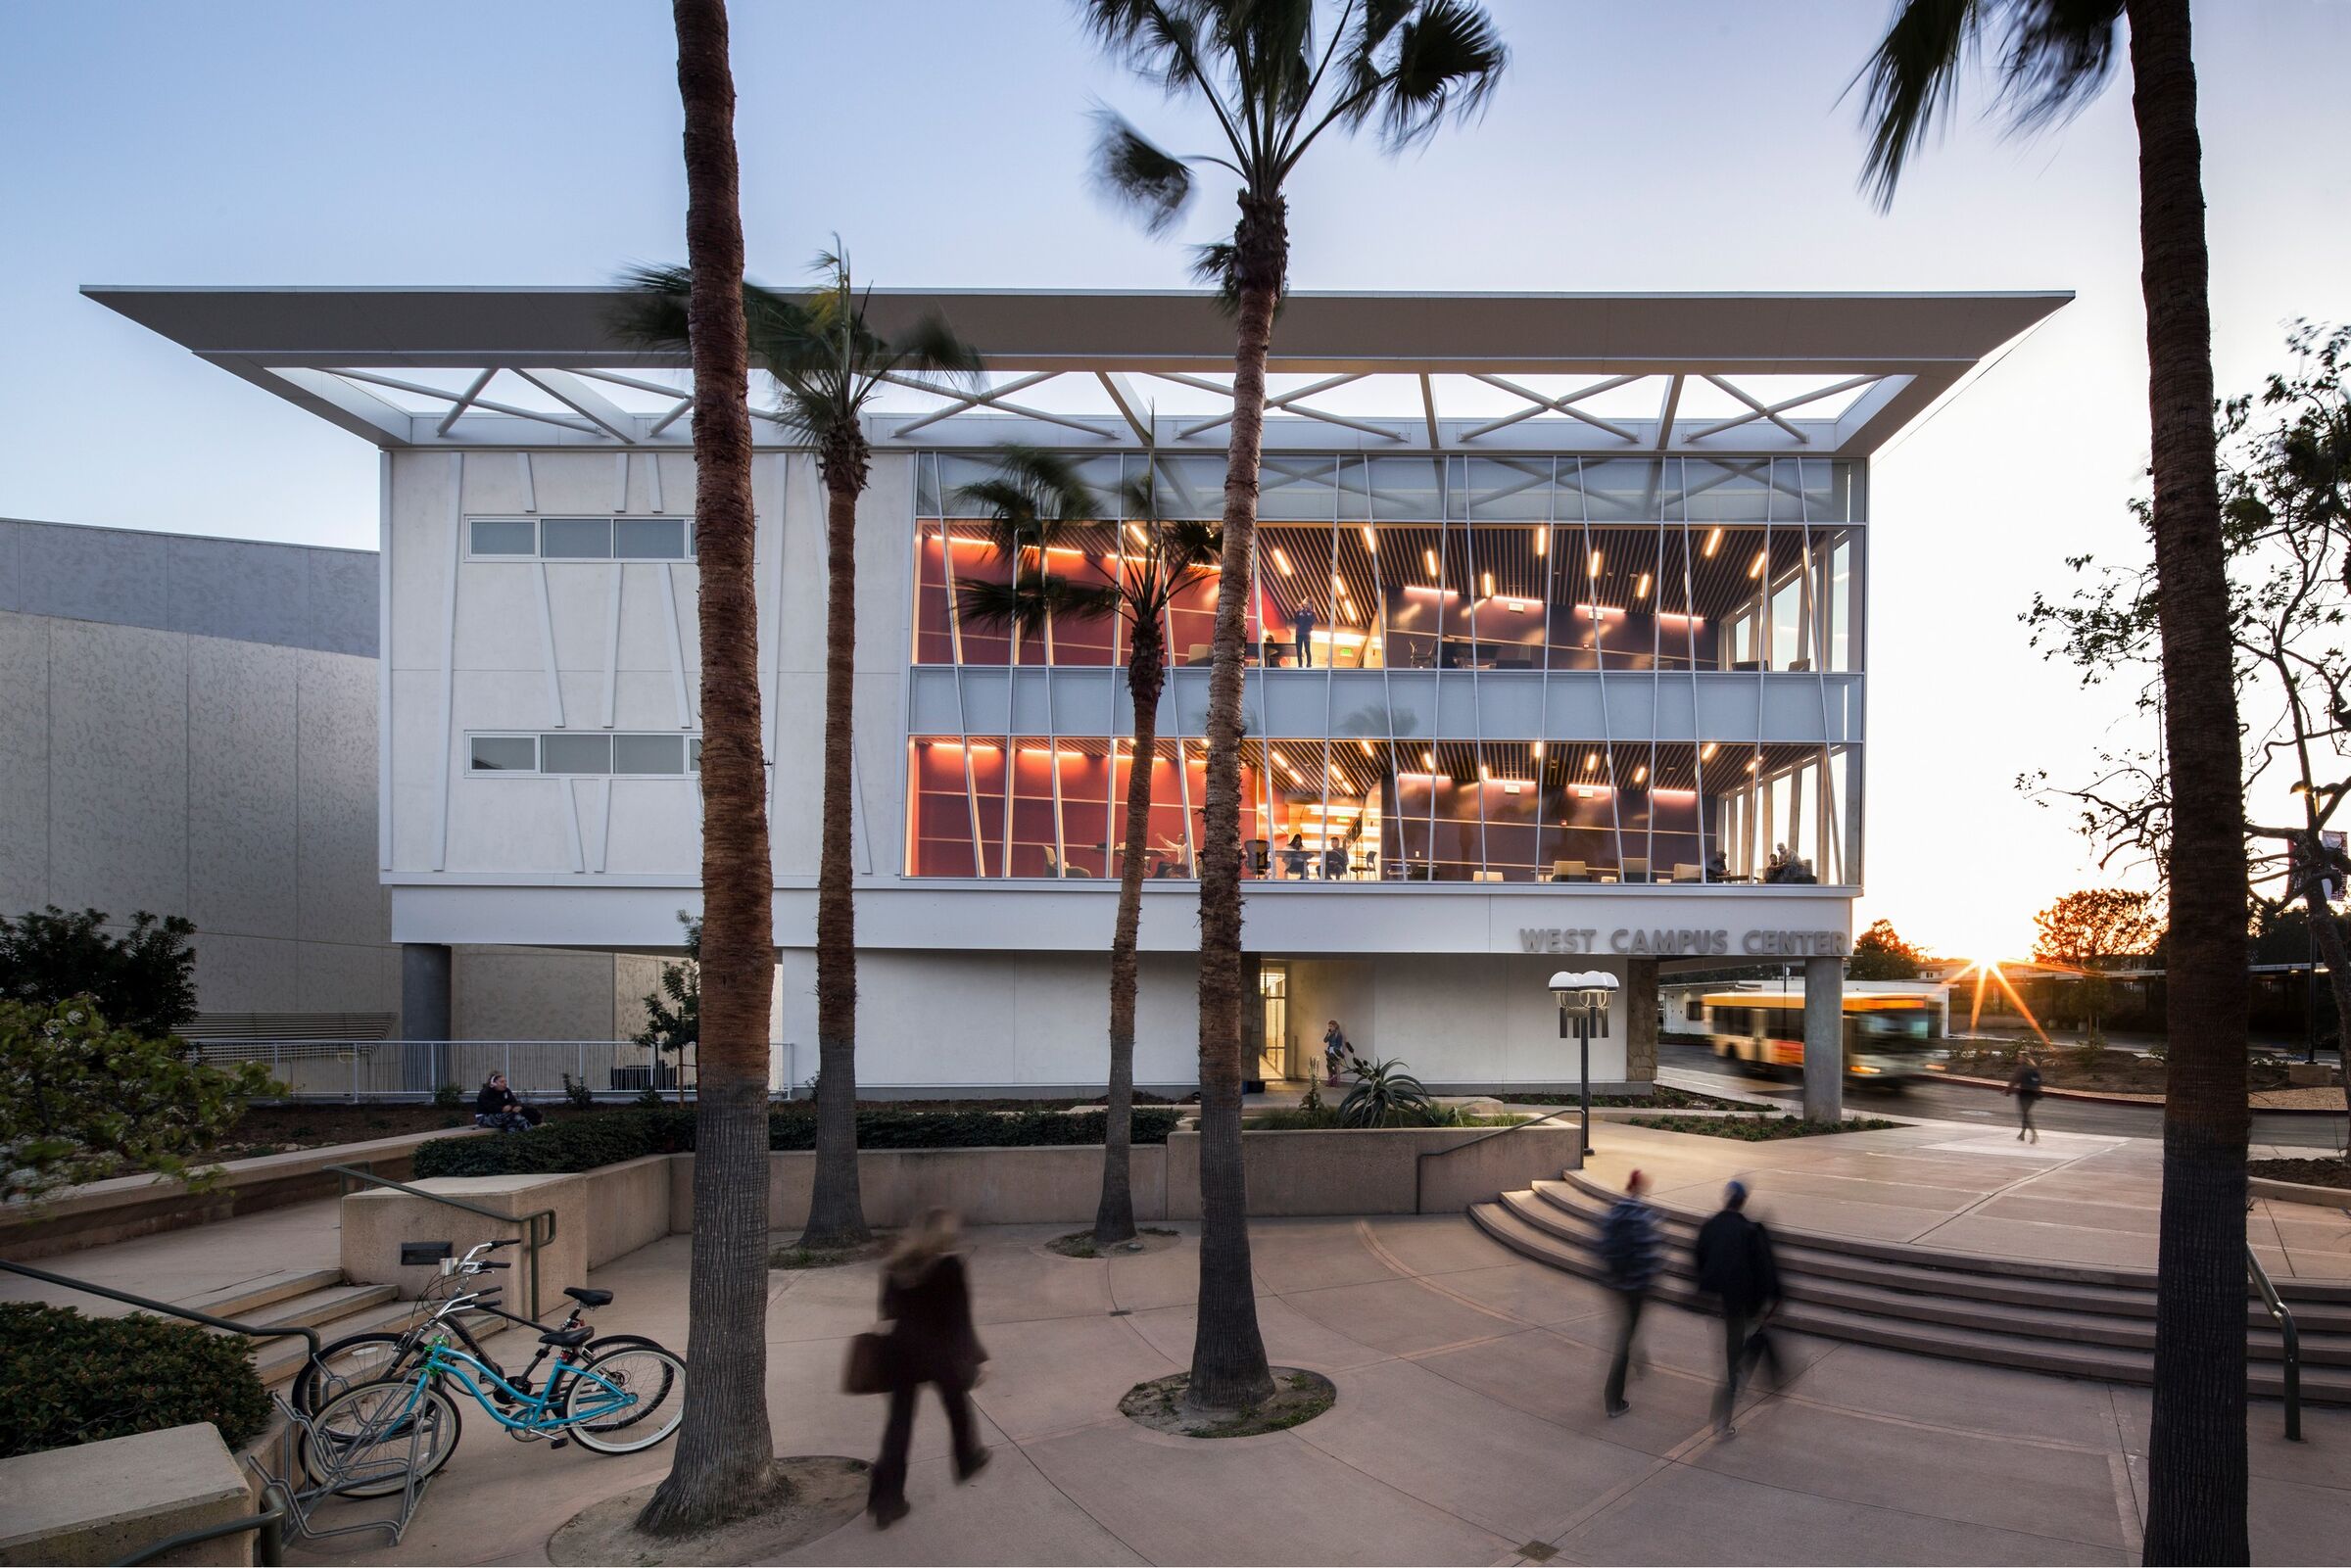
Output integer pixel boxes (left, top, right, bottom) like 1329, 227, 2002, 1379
327, 1164, 558, 1322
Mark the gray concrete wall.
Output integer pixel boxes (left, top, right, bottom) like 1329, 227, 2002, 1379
0, 604, 399, 1024
0, 520, 648, 1039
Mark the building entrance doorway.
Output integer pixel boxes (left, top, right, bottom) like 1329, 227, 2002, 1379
1259, 963, 1292, 1082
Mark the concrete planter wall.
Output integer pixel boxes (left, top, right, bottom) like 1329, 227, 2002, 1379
1165, 1124, 1585, 1218
677, 1144, 1171, 1232
0, 1126, 483, 1262
671, 1122, 1584, 1232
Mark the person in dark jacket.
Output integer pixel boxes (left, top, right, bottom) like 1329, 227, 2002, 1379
2007, 1053, 2043, 1142
1598, 1168, 1661, 1418
1693, 1179, 1781, 1436
868, 1209, 990, 1529
472, 1072, 542, 1132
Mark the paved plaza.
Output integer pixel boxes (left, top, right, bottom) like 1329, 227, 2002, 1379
9, 1119, 2347, 1566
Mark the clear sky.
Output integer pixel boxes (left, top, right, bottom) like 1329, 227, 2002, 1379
4, 1, 2346, 960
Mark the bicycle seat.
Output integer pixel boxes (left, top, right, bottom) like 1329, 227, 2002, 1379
563, 1287, 613, 1307
538, 1323, 594, 1349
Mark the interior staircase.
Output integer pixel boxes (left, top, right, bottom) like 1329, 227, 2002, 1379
175, 1269, 515, 1386
1471, 1169, 2351, 1403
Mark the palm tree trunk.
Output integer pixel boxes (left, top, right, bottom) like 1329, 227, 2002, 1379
2127, 2, 2251, 1560
636, 0, 776, 1534
1187, 194, 1285, 1412
1096, 628, 1166, 1248
802, 451, 870, 1249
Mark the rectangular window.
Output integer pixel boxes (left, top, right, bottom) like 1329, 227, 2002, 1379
469, 731, 704, 776
469, 518, 537, 556
468, 735, 537, 772
466, 516, 697, 561
613, 518, 689, 560
540, 518, 612, 559
613, 733, 686, 775
540, 733, 612, 773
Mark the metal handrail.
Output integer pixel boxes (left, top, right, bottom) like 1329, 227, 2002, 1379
326, 1164, 557, 1322
1413, 1105, 1582, 1213
115, 1485, 288, 1566
2247, 1243, 2304, 1442
0, 1259, 321, 1361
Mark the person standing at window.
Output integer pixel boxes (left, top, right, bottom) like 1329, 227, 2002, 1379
1292, 602, 1319, 667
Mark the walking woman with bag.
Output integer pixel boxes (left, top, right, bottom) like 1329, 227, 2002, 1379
850, 1208, 991, 1529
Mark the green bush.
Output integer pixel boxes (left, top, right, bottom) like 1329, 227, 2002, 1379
411, 1106, 1180, 1177
411, 1107, 695, 1176
0, 1302, 268, 1457
766, 1107, 1178, 1150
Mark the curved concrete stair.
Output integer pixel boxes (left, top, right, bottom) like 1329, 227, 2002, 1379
1470, 1170, 2351, 1403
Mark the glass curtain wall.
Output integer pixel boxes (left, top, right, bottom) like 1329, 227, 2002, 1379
905, 736, 1853, 884
906, 452, 1861, 885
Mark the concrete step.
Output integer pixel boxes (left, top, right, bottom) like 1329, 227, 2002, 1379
1518, 1185, 2351, 1364
173, 1268, 345, 1324
1472, 1199, 2351, 1402
244, 1295, 524, 1388
1525, 1180, 2351, 1339
243, 1282, 401, 1336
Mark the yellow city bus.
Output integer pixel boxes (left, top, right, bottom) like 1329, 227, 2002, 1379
1702, 991, 1936, 1087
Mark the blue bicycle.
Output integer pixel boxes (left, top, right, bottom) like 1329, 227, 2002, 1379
300, 1294, 686, 1496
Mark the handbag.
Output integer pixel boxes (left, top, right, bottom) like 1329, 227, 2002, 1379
842, 1329, 894, 1396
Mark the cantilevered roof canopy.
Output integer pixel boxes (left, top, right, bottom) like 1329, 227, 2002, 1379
85, 285, 2067, 458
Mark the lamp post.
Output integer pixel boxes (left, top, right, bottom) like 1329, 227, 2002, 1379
1551, 970, 1620, 1157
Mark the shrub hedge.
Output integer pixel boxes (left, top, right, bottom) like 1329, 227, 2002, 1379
411, 1106, 1179, 1178
0, 1302, 268, 1457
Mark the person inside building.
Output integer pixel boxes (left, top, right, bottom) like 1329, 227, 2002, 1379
473, 1071, 543, 1133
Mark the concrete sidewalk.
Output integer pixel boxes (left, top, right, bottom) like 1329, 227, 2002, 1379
1577, 1117, 2351, 1278
282, 1202, 2344, 1566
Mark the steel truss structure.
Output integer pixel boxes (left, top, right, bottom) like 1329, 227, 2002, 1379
86, 287, 2067, 458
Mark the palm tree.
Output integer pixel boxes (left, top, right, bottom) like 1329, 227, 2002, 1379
1852, 4, 2249, 1559
1078, 0, 1508, 1410
631, 0, 775, 1535
954, 448, 1218, 1248
625, 252, 982, 1251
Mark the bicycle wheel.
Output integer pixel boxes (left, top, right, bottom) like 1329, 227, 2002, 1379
560, 1344, 686, 1454
300, 1379, 463, 1498
291, 1332, 413, 1416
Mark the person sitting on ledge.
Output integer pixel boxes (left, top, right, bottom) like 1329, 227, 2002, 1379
474, 1071, 544, 1133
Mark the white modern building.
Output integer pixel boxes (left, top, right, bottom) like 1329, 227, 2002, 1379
93, 286, 2066, 1097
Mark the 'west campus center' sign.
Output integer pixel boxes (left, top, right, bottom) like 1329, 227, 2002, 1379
1515, 926, 1852, 958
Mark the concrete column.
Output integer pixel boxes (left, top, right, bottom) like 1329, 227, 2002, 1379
1624, 958, 1659, 1085
1802, 954, 1844, 1122
401, 943, 453, 1091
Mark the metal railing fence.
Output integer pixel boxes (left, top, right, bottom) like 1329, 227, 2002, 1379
191, 1039, 706, 1102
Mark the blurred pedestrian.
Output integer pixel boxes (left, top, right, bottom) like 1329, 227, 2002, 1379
1693, 1179, 1782, 1437
867, 1209, 990, 1528
2006, 1052, 2043, 1142
1598, 1168, 1660, 1418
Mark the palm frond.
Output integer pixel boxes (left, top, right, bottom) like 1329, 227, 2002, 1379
1363, 0, 1509, 152
1091, 111, 1196, 232
1851, 0, 2120, 210
1996, 0, 2124, 133
610, 264, 696, 352
1850, 0, 1983, 210
956, 575, 1122, 637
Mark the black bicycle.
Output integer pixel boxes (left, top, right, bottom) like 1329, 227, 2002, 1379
289, 1239, 667, 1417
